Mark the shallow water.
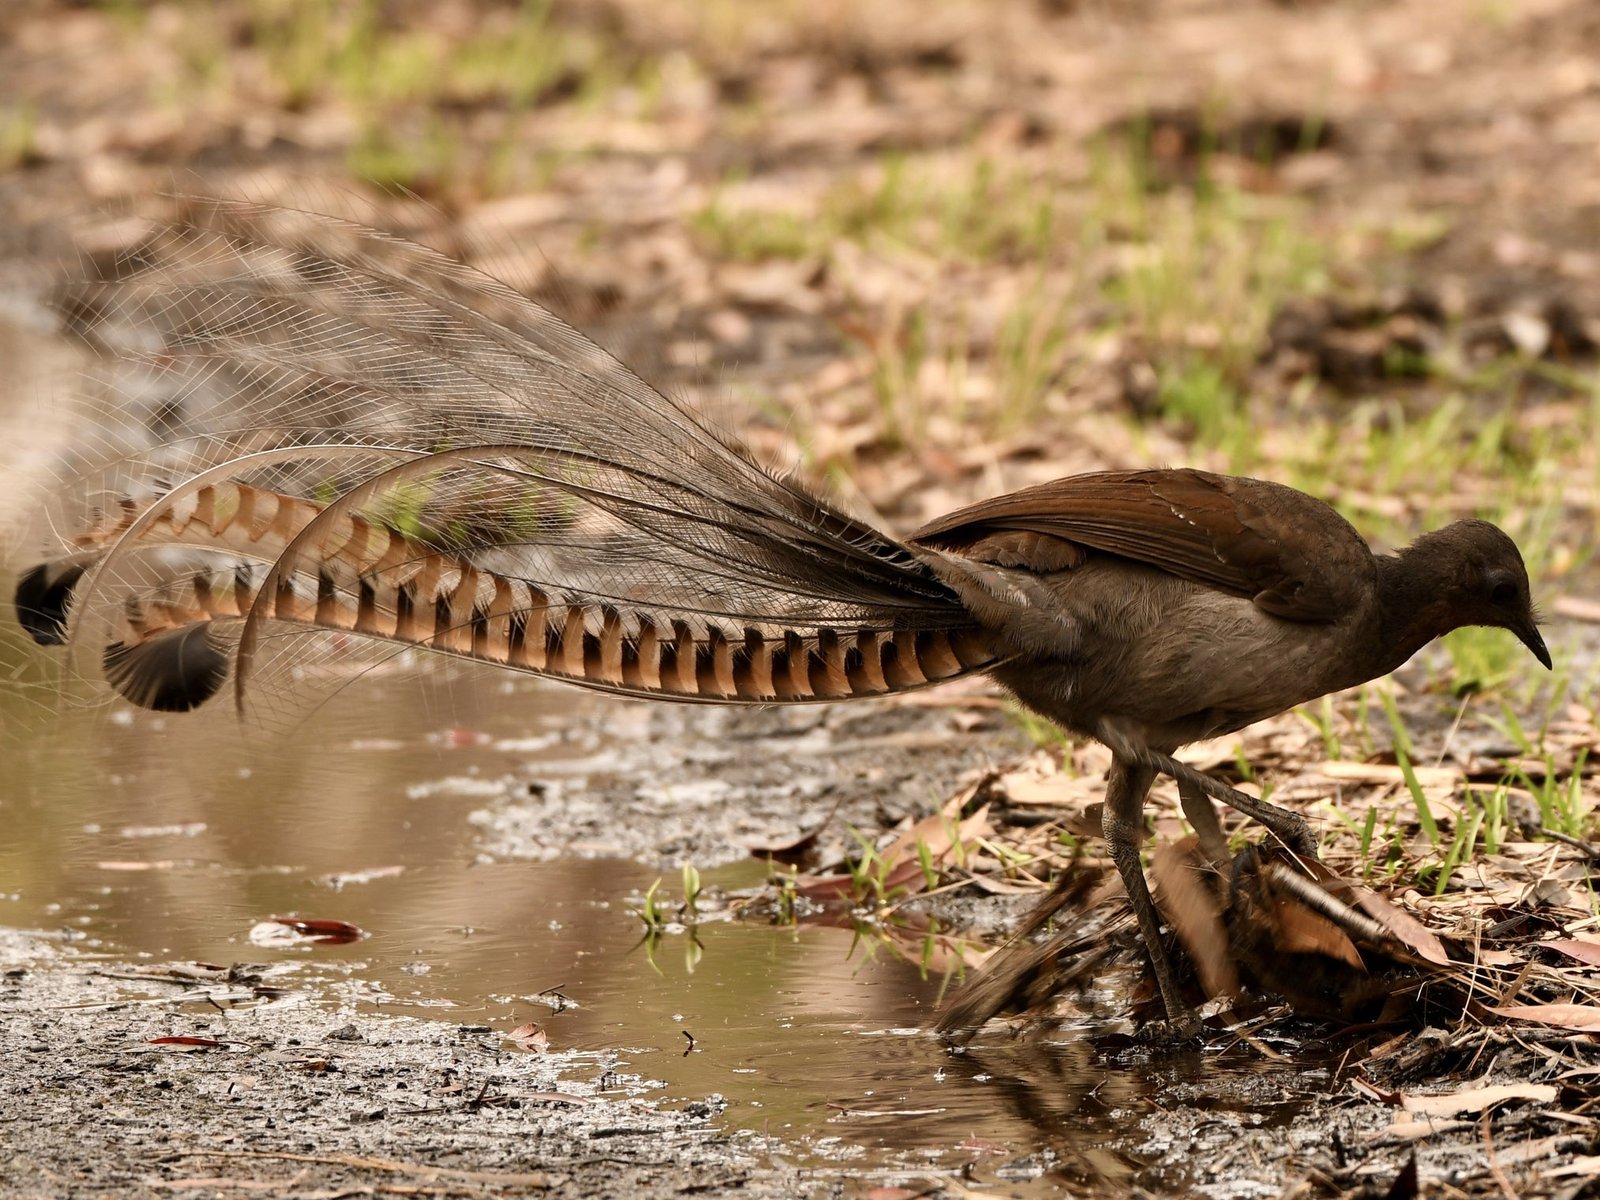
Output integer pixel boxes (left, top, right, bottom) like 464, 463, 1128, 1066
0, 315, 1329, 1195
0, 658, 1334, 1195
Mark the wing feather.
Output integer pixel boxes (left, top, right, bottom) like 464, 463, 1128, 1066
910, 468, 1371, 623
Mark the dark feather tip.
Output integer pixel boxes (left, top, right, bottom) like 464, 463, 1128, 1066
13, 561, 87, 646
103, 625, 229, 712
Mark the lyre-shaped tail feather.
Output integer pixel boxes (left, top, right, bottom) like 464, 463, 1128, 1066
22, 478, 998, 713
23, 198, 1002, 715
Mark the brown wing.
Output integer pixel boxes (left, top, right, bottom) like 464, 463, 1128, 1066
908, 468, 1373, 624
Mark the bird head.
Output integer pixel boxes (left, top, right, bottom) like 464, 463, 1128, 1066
1417, 519, 1550, 670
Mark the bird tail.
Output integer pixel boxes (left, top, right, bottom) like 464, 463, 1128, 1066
18, 198, 999, 719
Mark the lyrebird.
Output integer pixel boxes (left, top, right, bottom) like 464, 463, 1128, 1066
15, 199, 1548, 1025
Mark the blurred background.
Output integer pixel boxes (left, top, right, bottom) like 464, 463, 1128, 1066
2, 0, 1596, 599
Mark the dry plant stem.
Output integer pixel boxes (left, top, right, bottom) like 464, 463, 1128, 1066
1141, 748, 1318, 860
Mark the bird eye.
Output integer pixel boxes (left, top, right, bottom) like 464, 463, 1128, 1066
1489, 580, 1517, 606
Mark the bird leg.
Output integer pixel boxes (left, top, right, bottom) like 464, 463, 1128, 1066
1132, 747, 1318, 862
1102, 756, 1194, 1030
1178, 776, 1231, 867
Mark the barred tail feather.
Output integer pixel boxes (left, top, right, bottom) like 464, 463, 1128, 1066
103, 624, 232, 713
23, 472, 999, 715
21, 199, 1002, 719
86, 568, 996, 711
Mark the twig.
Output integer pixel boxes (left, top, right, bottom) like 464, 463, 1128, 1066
1480, 1111, 1522, 1200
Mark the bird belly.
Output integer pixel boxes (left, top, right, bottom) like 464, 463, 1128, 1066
989, 564, 1356, 752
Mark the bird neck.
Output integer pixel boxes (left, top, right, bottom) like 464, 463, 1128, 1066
1373, 547, 1459, 671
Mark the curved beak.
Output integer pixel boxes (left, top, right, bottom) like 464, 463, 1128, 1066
1515, 621, 1553, 670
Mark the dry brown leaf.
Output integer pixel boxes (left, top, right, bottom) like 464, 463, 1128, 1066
878, 790, 991, 885
792, 872, 857, 900
1269, 892, 1365, 968
996, 769, 1104, 809
1171, 738, 1239, 771
1487, 1003, 1600, 1031
1552, 595, 1600, 623
1544, 1156, 1600, 1179
793, 789, 992, 900
509, 1090, 591, 1105
506, 1023, 550, 1052
1299, 859, 1453, 967
965, 873, 1044, 896
1349, 888, 1453, 967
147, 1036, 239, 1051
1379, 1119, 1475, 1141
1319, 762, 1460, 788
1399, 1082, 1557, 1117
1542, 939, 1600, 967
1151, 841, 1238, 999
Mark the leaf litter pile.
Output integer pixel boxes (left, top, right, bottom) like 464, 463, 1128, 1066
688, 674, 1600, 1192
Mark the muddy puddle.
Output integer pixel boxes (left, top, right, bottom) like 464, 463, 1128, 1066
0, 315, 1356, 1196
0, 656, 1350, 1195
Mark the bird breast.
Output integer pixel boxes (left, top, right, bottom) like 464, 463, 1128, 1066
985, 558, 1368, 751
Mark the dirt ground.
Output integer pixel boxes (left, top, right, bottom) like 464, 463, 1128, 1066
5, 692, 1598, 1200
4, 0, 1600, 1197
0, 932, 783, 1200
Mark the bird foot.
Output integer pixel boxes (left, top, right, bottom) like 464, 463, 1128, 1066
1135, 1011, 1204, 1047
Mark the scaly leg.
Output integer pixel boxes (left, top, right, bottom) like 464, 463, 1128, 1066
1102, 755, 1193, 1030
1178, 775, 1231, 867
1132, 747, 1317, 861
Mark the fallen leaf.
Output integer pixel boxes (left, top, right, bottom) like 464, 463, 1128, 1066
1151, 840, 1239, 999
147, 1036, 233, 1050
1319, 761, 1459, 788
1351, 1077, 1402, 1105
994, 765, 1102, 809
267, 916, 366, 944
506, 1023, 549, 1052
510, 1090, 590, 1105
876, 789, 991, 895
1487, 1002, 1600, 1031
1399, 1081, 1557, 1116
1301, 860, 1452, 967
1552, 595, 1600, 623
1379, 1118, 1474, 1141
792, 872, 857, 900
1542, 939, 1600, 967
797, 786, 993, 901
964, 873, 1044, 895
1544, 1156, 1600, 1179
749, 792, 847, 868
1348, 887, 1452, 967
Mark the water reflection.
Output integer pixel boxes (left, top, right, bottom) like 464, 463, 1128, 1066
0, 317, 1323, 1195
0, 665, 1335, 1193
